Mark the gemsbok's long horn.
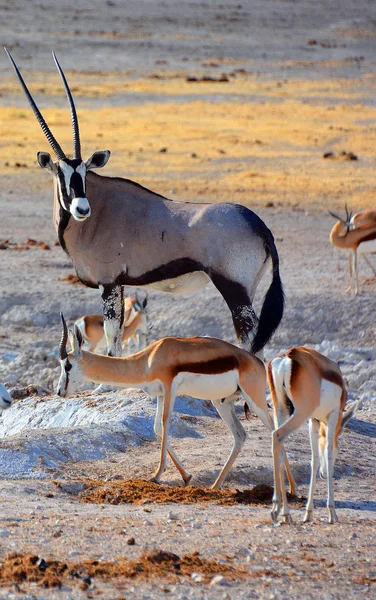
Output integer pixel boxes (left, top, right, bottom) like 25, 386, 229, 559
4, 47, 67, 160
59, 312, 68, 360
52, 52, 81, 160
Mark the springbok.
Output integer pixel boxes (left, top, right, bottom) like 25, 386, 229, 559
75, 294, 148, 354
329, 206, 376, 294
6, 50, 284, 359
267, 346, 357, 524
0, 383, 12, 410
350, 209, 376, 231
57, 314, 296, 490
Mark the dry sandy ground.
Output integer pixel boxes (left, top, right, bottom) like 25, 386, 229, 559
0, 1, 376, 598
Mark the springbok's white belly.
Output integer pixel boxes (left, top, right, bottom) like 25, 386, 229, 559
175, 370, 239, 401
141, 271, 210, 293
311, 379, 342, 422
358, 239, 376, 254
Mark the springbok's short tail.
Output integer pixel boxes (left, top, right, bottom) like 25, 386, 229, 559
251, 240, 284, 355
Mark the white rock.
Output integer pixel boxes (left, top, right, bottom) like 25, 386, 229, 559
210, 575, 229, 586
191, 572, 204, 582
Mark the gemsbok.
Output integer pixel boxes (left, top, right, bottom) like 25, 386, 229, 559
267, 346, 356, 524
329, 206, 376, 294
57, 314, 296, 490
0, 383, 12, 410
6, 49, 284, 358
75, 293, 148, 354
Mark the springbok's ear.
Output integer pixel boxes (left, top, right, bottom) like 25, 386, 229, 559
37, 151, 57, 173
68, 327, 83, 357
340, 401, 359, 433
85, 150, 111, 170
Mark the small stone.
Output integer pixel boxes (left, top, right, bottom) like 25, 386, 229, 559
191, 572, 204, 582
143, 520, 153, 526
191, 523, 201, 529
69, 550, 80, 557
127, 537, 136, 545
0, 530, 9, 538
37, 558, 48, 570
349, 532, 357, 540
143, 507, 152, 513
210, 575, 229, 586
167, 511, 178, 521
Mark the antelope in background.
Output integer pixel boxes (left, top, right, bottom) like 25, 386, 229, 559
329, 205, 376, 294
57, 314, 296, 491
6, 50, 284, 361
267, 346, 357, 524
75, 293, 148, 354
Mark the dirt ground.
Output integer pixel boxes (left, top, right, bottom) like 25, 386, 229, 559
0, 1, 376, 598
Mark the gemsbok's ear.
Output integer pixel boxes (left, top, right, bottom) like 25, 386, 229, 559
37, 151, 57, 173
85, 150, 111, 170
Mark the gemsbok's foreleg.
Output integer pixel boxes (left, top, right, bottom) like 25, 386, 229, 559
150, 383, 177, 484
153, 396, 192, 486
303, 418, 320, 522
210, 398, 247, 490
101, 283, 125, 357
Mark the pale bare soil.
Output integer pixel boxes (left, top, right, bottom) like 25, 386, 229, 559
0, 1, 375, 599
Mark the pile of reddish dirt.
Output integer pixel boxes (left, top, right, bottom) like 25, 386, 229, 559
0, 238, 50, 250
80, 479, 303, 506
0, 550, 246, 589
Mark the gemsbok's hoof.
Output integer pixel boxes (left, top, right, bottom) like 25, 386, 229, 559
183, 473, 193, 487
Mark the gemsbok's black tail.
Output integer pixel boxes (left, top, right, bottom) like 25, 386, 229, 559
251, 240, 284, 355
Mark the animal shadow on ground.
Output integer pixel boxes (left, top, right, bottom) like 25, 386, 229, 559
345, 418, 376, 438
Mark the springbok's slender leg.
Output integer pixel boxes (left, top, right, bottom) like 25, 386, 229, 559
101, 284, 125, 357
326, 408, 340, 523
210, 398, 247, 490
362, 254, 376, 276
304, 418, 320, 522
353, 251, 359, 295
346, 252, 353, 293
272, 408, 312, 523
151, 383, 176, 483
153, 396, 192, 485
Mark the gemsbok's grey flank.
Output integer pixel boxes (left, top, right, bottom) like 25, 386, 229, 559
6, 49, 284, 358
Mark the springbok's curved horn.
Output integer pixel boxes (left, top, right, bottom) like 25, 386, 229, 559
344, 203, 353, 224
59, 312, 68, 360
4, 48, 66, 160
52, 52, 81, 160
328, 210, 345, 223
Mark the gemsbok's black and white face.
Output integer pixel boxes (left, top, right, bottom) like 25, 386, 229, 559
5, 48, 111, 222
37, 151, 110, 222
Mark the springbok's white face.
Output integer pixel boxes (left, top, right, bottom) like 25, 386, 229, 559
57, 356, 85, 397
37, 150, 110, 222
0, 383, 12, 410
57, 323, 86, 397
